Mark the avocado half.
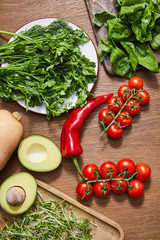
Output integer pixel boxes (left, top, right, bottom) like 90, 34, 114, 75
18, 135, 62, 172
0, 172, 37, 215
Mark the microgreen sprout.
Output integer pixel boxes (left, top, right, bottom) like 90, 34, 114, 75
0, 198, 94, 239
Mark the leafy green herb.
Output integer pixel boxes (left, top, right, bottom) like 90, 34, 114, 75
0, 198, 94, 239
94, 0, 160, 77
0, 20, 97, 119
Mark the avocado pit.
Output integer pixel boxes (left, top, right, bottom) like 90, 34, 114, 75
6, 186, 26, 206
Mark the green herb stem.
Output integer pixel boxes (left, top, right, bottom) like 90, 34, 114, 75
0, 30, 32, 41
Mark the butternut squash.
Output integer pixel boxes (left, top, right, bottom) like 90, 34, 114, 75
0, 110, 23, 170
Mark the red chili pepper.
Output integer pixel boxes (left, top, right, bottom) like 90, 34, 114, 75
60, 94, 113, 179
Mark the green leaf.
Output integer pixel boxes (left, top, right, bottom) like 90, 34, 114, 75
93, 11, 116, 27
97, 40, 113, 62
135, 42, 159, 72
120, 41, 138, 71
110, 46, 133, 78
107, 18, 132, 41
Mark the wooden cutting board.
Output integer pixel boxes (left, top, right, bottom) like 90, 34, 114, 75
84, 0, 160, 75
0, 179, 124, 240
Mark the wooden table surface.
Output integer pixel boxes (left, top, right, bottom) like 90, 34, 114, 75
0, 1, 160, 239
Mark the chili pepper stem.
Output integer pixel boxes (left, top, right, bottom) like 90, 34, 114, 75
72, 156, 87, 181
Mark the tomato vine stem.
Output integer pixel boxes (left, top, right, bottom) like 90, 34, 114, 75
100, 89, 141, 136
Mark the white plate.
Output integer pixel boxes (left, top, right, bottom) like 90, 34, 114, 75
5, 18, 99, 115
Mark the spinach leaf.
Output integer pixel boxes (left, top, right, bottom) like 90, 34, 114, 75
107, 18, 132, 41
110, 45, 132, 78
93, 0, 160, 77
135, 42, 159, 72
93, 11, 116, 27
120, 41, 138, 71
97, 40, 113, 62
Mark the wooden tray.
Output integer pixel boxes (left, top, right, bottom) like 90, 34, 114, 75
0, 179, 124, 240
85, 0, 160, 75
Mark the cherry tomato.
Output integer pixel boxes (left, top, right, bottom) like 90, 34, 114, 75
117, 158, 136, 178
100, 161, 118, 179
129, 76, 143, 89
82, 164, 100, 181
128, 179, 144, 198
135, 90, 150, 105
76, 182, 93, 200
111, 176, 128, 194
93, 180, 111, 197
125, 99, 141, 115
107, 123, 123, 138
107, 97, 124, 113
118, 85, 132, 101
98, 108, 115, 125
116, 111, 132, 127
135, 163, 151, 181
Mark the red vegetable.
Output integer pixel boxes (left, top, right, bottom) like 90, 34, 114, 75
100, 161, 117, 179
116, 111, 132, 127
60, 94, 113, 179
93, 180, 111, 197
61, 94, 113, 158
118, 85, 132, 101
82, 164, 100, 181
117, 158, 136, 178
111, 176, 128, 194
98, 108, 115, 125
107, 123, 123, 138
129, 76, 143, 89
76, 182, 93, 200
128, 179, 144, 198
135, 90, 150, 105
107, 96, 124, 113
125, 99, 141, 115
135, 163, 151, 181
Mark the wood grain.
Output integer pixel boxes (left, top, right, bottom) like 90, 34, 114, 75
85, 0, 160, 75
0, 1, 160, 239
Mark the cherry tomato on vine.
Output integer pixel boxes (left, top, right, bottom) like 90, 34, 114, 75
82, 164, 100, 181
127, 179, 144, 198
107, 123, 123, 138
125, 99, 141, 115
135, 163, 151, 181
135, 90, 150, 105
117, 158, 136, 178
100, 161, 117, 179
93, 180, 111, 197
129, 76, 143, 90
98, 108, 115, 125
118, 85, 132, 101
76, 182, 93, 200
116, 111, 132, 127
107, 97, 124, 113
111, 176, 128, 194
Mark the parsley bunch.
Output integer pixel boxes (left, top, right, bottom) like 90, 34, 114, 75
0, 20, 97, 119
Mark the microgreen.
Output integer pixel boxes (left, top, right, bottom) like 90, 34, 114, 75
0, 198, 93, 239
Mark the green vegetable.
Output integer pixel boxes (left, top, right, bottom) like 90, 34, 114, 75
0, 198, 94, 239
0, 20, 97, 119
94, 0, 160, 77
